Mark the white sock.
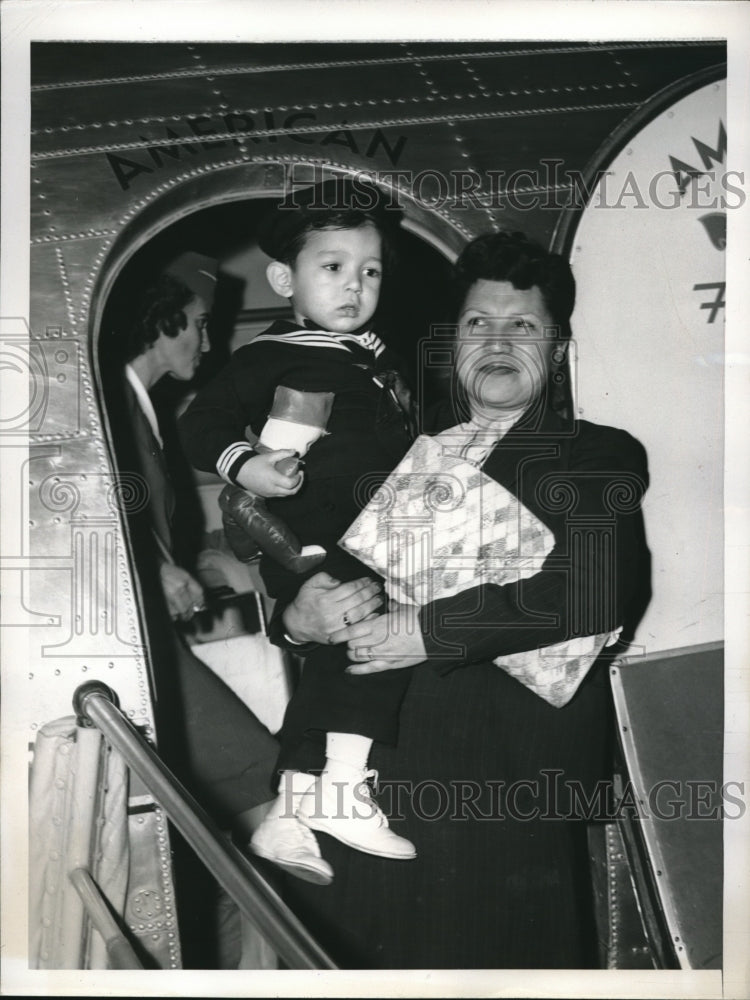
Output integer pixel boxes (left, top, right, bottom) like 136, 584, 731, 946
324, 732, 373, 776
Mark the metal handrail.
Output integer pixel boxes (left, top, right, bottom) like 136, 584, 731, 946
73, 681, 336, 971
69, 867, 144, 970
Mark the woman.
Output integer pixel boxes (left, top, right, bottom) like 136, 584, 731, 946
116, 252, 331, 883
275, 231, 650, 968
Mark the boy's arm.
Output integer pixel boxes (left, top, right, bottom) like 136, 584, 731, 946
179, 345, 274, 484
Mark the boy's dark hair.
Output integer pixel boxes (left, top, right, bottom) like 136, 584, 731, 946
258, 177, 403, 273
454, 231, 576, 339
125, 274, 195, 361
277, 210, 399, 275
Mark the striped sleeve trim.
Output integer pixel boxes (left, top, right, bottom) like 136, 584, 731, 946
217, 442, 257, 484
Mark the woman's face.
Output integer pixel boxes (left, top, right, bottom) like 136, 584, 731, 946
456, 279, 561, 416
158, 295, 210, 381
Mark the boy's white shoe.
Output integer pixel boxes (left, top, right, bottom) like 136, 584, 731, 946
249, 780, 334, 885
296, 768, 417, 860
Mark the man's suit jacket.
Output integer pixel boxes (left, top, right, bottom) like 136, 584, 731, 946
125, 378, 175, 556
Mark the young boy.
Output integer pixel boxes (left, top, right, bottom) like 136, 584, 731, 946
179, 178, 417, 880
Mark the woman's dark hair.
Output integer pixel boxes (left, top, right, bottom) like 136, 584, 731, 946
124, 274, 195, 361
442, 231, 577, 425
453, 231, 576, 340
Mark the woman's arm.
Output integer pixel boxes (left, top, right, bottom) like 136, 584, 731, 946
343, 604, 427, 674
418, 424, 649, 669
343, 423, 649, 673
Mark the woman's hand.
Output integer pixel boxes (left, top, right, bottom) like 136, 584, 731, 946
160, 563, 206, 621
236, 450, 304, 497
341, 605, 427, 674
282, 572, 383, 645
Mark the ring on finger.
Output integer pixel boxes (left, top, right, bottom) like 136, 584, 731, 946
343, 612, 351, 627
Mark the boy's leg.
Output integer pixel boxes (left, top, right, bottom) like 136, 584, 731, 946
258, 547, 415, 867
271, 647, 416, 859
220, 485, 326, 574
276, 632, 413, 746
297, 731, 416, 859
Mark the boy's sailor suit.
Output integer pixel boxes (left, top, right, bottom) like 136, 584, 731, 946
180, 321, 416, 774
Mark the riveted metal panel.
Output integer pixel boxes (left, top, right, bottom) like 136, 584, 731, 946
31, 41, 203, 90
125, 791, 182, 970
610, 644, 723, 970
588, 821, 654, 969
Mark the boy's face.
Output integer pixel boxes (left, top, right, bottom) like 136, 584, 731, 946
285, 223, 383, 333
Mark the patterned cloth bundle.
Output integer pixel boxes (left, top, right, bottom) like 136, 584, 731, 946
339, 434, 620, 707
